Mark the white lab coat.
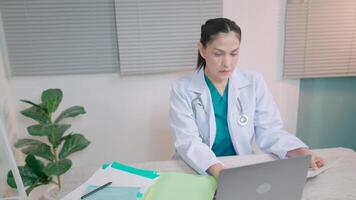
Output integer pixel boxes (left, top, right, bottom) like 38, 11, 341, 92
169, 68, 307, 175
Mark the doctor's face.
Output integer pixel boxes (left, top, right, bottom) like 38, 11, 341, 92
199, 31, 240, 83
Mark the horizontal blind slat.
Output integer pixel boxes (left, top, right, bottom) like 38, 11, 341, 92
116, 0, 222, 75
0, 0, 119, 76
284, 0, 356, 79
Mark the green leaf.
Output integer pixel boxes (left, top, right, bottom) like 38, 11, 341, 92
27, 124, 51, 136
27, 124, 48, 136
14, 138, 46, 148
21, 143, 55, 161
55, 106, 86, 123
43, 159, 72, 177
19, 166, 41, 186
59, 134, 90, 159
60, 132, 73, 143
46, 124, 71, 148
25, 155, 48, 179
7, 166, 40, 188
25, 182, 47, 195
7, 170, 17, 188
20, 99, 42, 109
15, 139, 55, 161
21, 105, 50, 124
41, 89, 62, 113
25, 183, 41, 195
27, 124, 70, 139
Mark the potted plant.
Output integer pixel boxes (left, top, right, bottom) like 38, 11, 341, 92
6, 88, 90, 197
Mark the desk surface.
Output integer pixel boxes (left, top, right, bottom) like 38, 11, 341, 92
60, 147, 356, 200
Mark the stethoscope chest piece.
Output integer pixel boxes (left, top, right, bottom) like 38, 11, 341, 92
238, 114, 249, 126
237, 97, 249, 126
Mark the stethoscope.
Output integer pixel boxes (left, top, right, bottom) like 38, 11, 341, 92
192, 96, 249, 127
236, 97, 249, 126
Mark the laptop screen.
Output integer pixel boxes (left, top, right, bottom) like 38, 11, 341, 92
215, 156, 310, 200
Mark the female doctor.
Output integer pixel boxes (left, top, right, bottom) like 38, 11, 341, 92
169, 18, 325, 179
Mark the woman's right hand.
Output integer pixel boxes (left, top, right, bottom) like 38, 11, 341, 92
207, 163, 225, 179
287, 148, 326, 170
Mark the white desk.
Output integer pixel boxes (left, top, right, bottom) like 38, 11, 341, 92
59, 147, 356, 200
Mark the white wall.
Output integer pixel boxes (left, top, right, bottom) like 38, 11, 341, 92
9, 72, 188, 168
7, 0, 300, 168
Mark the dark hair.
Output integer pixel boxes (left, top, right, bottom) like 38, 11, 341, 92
197, 18, 241, 70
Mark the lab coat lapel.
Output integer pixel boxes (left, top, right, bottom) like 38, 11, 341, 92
228, 69, 251, 109
228, 69, 251, 154
188, 69, 216, 147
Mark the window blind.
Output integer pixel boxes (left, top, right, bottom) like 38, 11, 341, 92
0, 0, 119, 76
284, 0, 356, 78
115, 0, 222, 75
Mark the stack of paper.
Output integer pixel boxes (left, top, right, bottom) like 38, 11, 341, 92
61, 162, 159, 200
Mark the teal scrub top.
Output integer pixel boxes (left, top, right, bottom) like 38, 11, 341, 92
204, 75, 237, 157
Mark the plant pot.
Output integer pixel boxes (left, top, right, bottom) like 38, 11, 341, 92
28, 183, 60, 200
40, 184, 60, 200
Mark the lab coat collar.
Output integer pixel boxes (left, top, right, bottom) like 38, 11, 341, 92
187, 68, 207, 94
229, 68, 251, 92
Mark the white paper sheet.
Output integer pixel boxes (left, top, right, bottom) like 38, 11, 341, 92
307, 158, 340, 179
61, 163, 158, 200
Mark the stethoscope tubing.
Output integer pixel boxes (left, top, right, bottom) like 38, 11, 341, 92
192, 96, 249, 126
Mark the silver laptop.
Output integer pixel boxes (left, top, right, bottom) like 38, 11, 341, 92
215, 155, 310, 200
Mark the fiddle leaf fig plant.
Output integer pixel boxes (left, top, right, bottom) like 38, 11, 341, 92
7, 88, 90, 195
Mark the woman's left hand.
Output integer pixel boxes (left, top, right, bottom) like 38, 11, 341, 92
287, 148, 326, 170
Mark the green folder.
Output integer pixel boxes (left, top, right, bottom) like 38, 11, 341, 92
101, 162, 159, 179
111, 162, 159, 179
143, 172, 217, 200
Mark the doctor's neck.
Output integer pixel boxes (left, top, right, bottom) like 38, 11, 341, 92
205, 72, 229, 96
